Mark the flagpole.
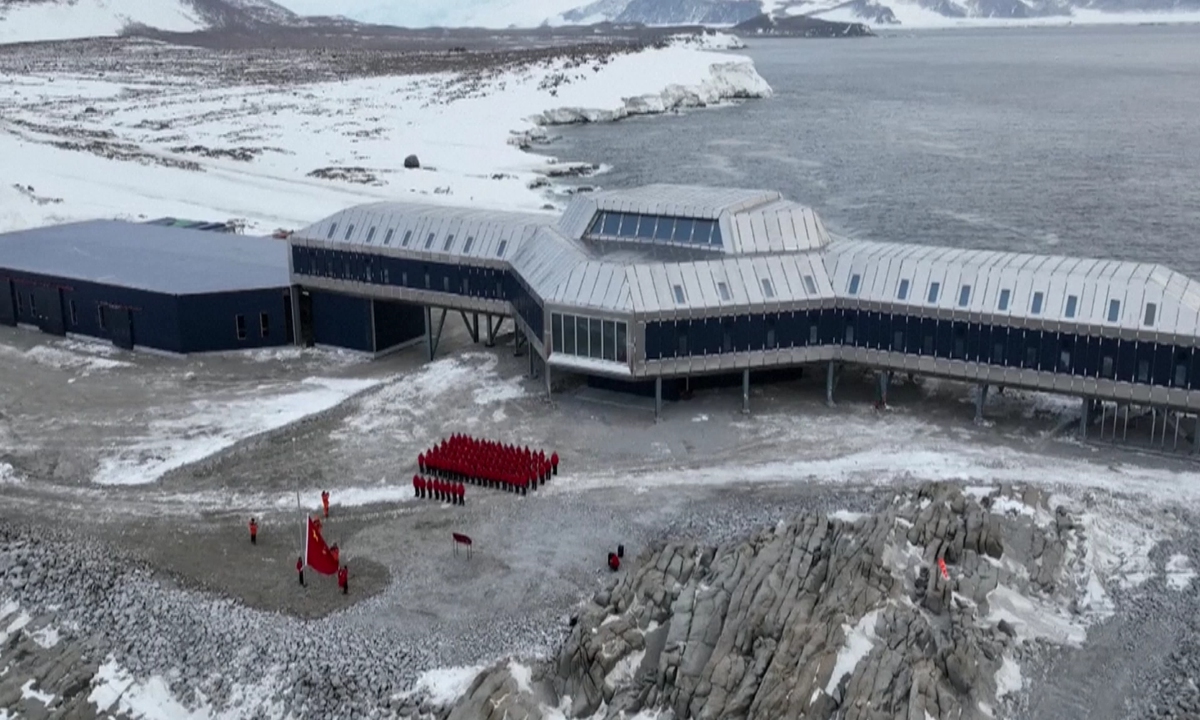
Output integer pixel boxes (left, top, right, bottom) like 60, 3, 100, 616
298, 491, 306, 569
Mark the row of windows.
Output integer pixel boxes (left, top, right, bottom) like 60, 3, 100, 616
550, 313, 628, 363
847, 273, 1158, 326
322, 224, 508, 257
293, 246, 543, 338
646, 309, 1200, 390
585, 211, 722, 248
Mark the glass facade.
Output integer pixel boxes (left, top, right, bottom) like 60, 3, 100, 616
551, 312, 627, 363
585, 211, 722, 248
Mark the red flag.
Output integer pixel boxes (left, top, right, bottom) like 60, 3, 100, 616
305, 516, 339, 575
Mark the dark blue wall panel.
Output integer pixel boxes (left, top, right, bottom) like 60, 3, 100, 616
311, 290, 373, 352
373, 299, 424, 351
178, 289, 291, 353
2, 269, 183, 352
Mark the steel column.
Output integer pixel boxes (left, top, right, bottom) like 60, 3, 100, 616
655, 377, 662, 421
826, 361, 836, 407
289, 288, 303, 347
459, 311, 479, 344
975, 384, 988, 424
742, 369, 750, 414
1079, 396, 1089, 439
878, 371, 890, 407
545, 359, 552, 398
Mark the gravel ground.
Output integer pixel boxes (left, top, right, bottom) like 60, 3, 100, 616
1, 319, 1198, 718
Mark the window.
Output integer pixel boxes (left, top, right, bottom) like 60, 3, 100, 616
97, 305, 106, 329
603, 320, 616, 361
29, 294, 36, 314
384, 228, 395, 245
563, 314, 576, 355
235, 314, 247, 340
927, 282, 940, 303
1065, 295, 1077, 318
1144, 303, 1157, 326
443, 277, 450, 292
1101, 356, 1114, 378
809, 325, 819, 345
1108, 299, 1121, 322
761, 278, 775, 299
344, 224, 355, 240
462, 277, 469, 294
848, 274, 861, 295
588, 213, 604, 234
844, 325, 855, 344
766, 317, 777, 348
1137, 359, 1150, 383
15, 292, 22, 313
553, 314, 563, 353
576, 316, 588, 356
424, 270, 430, 288
326, 223, 337, 239
635, 216, 655, 239
497, 240, 508, 257
401, 230, 413, 247
998, 289, 1011, 311
602, 212, 621, 236
616, 322, 627, 363
717, 282, 731, 301
383, 268, 390, 284
260, 312, 270, 337
923, 335, 934, 355
463, 236, 475, 254
1059, 350, 1071, 371
722, 322, 733, 353
424, 233, 435, 249
993, 343, 1005, 363
803, 275, 818, 295
590, 318, 603, 360
1025, 347, 1038, 368
402, 271, 408, 286
1174, 351, 1188, 387
676, 324, 688, 356
674, 218, 693, 243
897, 279, 910, 300
69, 300, 78, 326
654, 218, 673, 241
365, 227, 376, 243
672, 285, 686, 304
958, 285, 971, 307
443, 234, 455, 252
893, 330, 905, 351
1031, 292, 1044, 315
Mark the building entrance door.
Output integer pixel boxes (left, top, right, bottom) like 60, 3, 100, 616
0, 279, 14, 326
110, 308, 134, 350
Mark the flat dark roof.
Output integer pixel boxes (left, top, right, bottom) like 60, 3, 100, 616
0, 220, 289, 295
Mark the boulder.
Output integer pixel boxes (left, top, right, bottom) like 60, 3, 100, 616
404, 154, 420, 169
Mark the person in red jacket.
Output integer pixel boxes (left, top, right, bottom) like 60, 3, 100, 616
456, 482, 464, 506
608, 552, 620, 572
418, 452, 425, 473
338, 565, 348, 595
433, 477, 442, 502
413, 474, 422, 498
321, 490, 330, 518
249, 517, 258, 544
296, 556, 305, 586
551, 451, 559, 476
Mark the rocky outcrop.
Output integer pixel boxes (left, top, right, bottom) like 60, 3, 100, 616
457, 482, 1087, 720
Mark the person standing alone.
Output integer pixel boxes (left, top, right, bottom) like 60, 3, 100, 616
296, 556, 305, 586
321, 490, 330, 518
338, 565, 349, 595
248, 517, 258, 545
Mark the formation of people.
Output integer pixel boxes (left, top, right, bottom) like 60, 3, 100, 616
412, 475, 466, 504
417, 434, 560, 496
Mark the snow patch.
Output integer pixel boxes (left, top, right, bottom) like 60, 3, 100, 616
509, 660, 534, 694
398, 664, 486, 706
990, 496, 1034, 517
0, 463, 22, 486
824, 609, 880, 694
606, 649, 646, 688
1165, 554, 1196, 591
20, 679, 55, 706
994, 654, 1022, 698
1081, 510, 1159, 589
829, 509, 866, 522
93, 377, 378, 485
0, 341, 131, 373
984, 585, 1085, 646
31, 626, 61, 649
1, 611, 31, 644
88, 657, 285, 719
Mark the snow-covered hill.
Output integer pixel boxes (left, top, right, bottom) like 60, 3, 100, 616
0, 0, 298, 45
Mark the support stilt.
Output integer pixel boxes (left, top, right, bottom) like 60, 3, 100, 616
1123, 404, 1129, 441
459, 311, 480, 344
975, 383, 988, 424
1194, 416, 1200, 455
1151, 408, 1157, 447
742, 368, 750, 415
826, 361, 836, 407
877, 370, 890, 407
545, 358, 552, 398
528, 339, 536, 378
1079, 396, 1089, 439
1099, 402, 1107, 440
1174, 411, 1180, 450
654, 377, 662, 421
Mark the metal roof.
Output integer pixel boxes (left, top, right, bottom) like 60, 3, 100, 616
290, 186, 1200, 337
0, 220, 288, 295
295, 202, 557, 262
826, 239, 1200, 335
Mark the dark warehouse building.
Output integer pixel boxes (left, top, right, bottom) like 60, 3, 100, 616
0, 219, 426, 355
